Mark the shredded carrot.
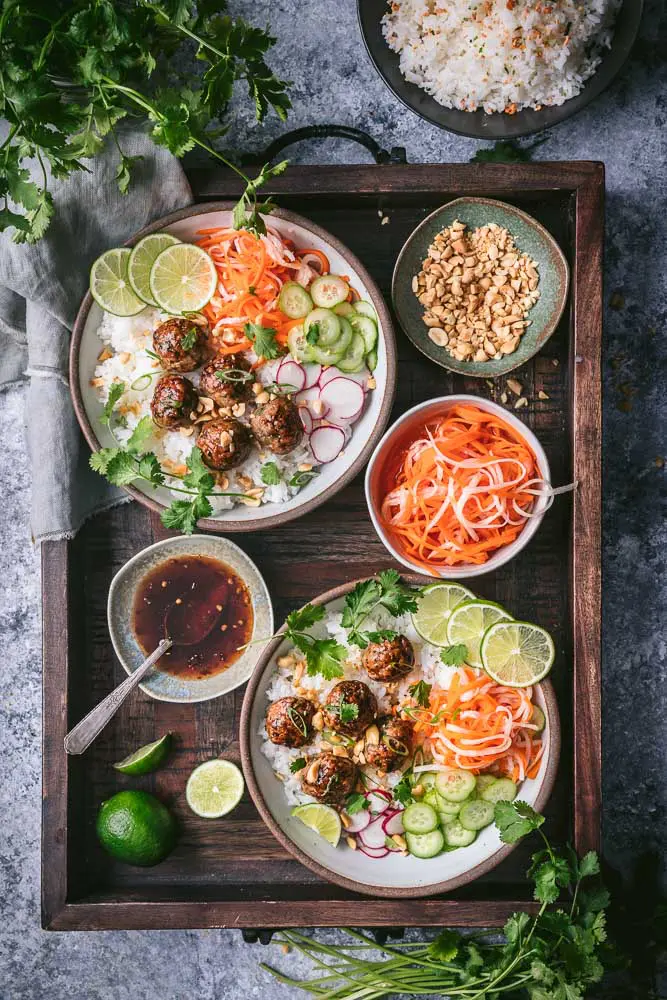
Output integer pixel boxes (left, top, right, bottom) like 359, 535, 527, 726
380, 404, 544, 571
407, 666, 543, 780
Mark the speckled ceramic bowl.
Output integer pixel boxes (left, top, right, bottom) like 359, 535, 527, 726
392, 197, 569, 378
108, 535, 273, 703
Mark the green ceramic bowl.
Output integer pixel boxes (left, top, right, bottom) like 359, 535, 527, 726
392, 197, 569, 378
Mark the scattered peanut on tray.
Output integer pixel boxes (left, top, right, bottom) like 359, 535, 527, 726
412, 220, 541, 363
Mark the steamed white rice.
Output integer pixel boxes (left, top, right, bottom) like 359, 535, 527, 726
382, 0, 621, 113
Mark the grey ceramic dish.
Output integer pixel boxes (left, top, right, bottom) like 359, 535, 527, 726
392, 197, 569, 378
108, 535, 273, 703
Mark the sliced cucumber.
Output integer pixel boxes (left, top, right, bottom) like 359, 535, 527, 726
406, 829, 444, 859
354, 300, 378, 323
308, 340, 346, 366
279, 281, 313, 319
474, 774, 498, 797
435, 769, 477, 803
304, 307, 341, 347
310, 274, 349, 308
336, 331, 366, 373
333, 301, 356, 317
423, 789, 441, 812
436, 794, 462, 818
459, 799, 495, 832
287, 325, 307, 361
402, 802, 438, 835
350, 313, 378, 353
530, 704, 546, 734
366, 347, 378, 371
443, 820, 476, 848
480, 777, 517, 804
414, 771, 437, 791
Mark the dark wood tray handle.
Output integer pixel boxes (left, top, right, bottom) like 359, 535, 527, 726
242, 124, 408, 166
241, 926, 406, 945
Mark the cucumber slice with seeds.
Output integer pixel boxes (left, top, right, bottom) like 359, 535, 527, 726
304, 307, 341, 346
350, 313, 378, 353
402, 802, 438, 835
443, 820, 476, 848
480, 778, 517, 804
474, 774, 498, 797
310, 275, 349, 308
333, 301, 356, 317
459, 799, 495, 831
406, 829, 444, 859
279, 281, 313, 319
354, 300, 378, 322
435, 769, 477, 803
336, 331, 367, 373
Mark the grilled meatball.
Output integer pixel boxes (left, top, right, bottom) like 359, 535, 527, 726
250, 396, 303, 455
323, 680, 377, 739
300, 752, 357, 804
197, 417, 252, 471
365, 716, 414, 772
153, 317, 207, 372
198, 355, 253, 406
265, 696, 316, 748
150, 374, 198, 429
362, 635, 415, 682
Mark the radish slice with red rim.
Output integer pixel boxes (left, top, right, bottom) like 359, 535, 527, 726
344, 809, 371, 834
276, 359, 306, 393
310, 425, 345, 464
302, 363, 322, 389
295, 386, 329, 418
319, 377, 365, 421
358, 817, 388, 850
356, 843, 390, 859
298, 406, 314, 434
366, 790, 391, 814
319, 366, 370, 391
382, 811, 404, 836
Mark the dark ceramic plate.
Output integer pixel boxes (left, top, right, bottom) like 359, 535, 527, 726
358, 0, 643, 139
392, 197, 569, 378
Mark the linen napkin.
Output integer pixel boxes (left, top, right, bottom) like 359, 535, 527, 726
0, 130, 193, 542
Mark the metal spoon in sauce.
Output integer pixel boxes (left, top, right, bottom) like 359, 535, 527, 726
63, 600, 224, 755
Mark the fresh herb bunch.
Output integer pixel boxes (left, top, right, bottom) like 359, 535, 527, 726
341, 570, 418, 648
263, 801, 612, 1000
0, 0, 291, 242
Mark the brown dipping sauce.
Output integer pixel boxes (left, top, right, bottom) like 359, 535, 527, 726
132, 555, 253, 679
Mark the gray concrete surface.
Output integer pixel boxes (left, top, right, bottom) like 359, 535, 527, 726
1, 1, 665, 997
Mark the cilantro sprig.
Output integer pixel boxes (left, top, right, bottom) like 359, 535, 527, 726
341, 570, 418, 648
244, 322, 283, 360
0, 1, 291, 243
248, 603, 346, 680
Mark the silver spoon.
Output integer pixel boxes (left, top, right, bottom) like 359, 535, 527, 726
64, 599, 224, 755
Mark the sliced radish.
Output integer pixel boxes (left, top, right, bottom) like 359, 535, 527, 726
382, 811, 404, 836
295, 386, 329, 419
276, 359, 306, 393
302, 363, 322, 389
356, 843, 389, 859
319, 366, 370, 390
320, 378, 365, 421
359, 817, 388, 850
298, 406, 314, 433
366, 790, 391, 814
345, 809, 371, 834
310, 425, 345, 464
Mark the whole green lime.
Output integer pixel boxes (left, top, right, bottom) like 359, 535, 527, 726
96, 790, 177, 866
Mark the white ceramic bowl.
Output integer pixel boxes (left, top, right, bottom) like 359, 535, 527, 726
108, 535, 273, 703
240, 577, 560, 897
365, 395, 551, 579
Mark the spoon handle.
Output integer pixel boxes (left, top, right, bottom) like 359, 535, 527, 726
64, 638, 173, 755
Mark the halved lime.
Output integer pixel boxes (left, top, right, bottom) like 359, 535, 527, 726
291, 803, 342, 847
185, 759, 244, 819
113, 733, 173, 775
149, 243, 217, 314
412, 582, 476, 646
446, 599, 513, 668
480, 621, 555, 687
90, 248, 146, 316
128, 233, 181, 306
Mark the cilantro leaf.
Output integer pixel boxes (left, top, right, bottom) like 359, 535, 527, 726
182, 446, 215, 493
531, 855, 572, 904
181, 326, 198, 350
408, 679, 432, 708
244, 322, 282, 359
289, 757, 306, 774
127, 415, 155, 453
440, 643, 468, 666
577, 851, 600, 879
345, 792, 366, 816
331, 699, 359, 725
261, 461, 282, 485
160, 494, 212, 534
366, 629, 398, 643
305, 323, 320, 345
341, 579, 382, 631
104, 451, 139, 487
494, 800, 545, 844
89, 447, 121, 475
376, 569, 419, 616
428, 929, 461, 963
393, 773, 413, 807
285, 603, 325, 633
342, 573, 416, 647
116, 153, 143, 195
137, 452, 164, 487
99, 382, 125, 426
303, 638, 345, 680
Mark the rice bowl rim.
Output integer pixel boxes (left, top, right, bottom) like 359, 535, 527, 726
240, 573, 561, 898
69, 202, 397, 533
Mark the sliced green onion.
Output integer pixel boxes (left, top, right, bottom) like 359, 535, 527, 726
289, 470, 318, 489
215, 368, 253, 383
131, 372, 157, 391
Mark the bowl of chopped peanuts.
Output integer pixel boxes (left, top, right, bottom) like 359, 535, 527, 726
392, 197, 569, 378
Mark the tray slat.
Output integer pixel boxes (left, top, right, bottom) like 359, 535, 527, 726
42, 163, 602, 930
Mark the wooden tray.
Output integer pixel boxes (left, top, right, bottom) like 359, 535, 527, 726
42, 162, 603, 931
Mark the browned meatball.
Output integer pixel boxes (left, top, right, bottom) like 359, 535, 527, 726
265, 697, 316, 748
365, 716, 414, 772
300, 752, 357, 804
250, 396, 303, 455
153, 317, 207, 372
197, 417, 252, 471
150, 374, 198, 428
323, 681, 377, 739
362, 635, 415, 682
198, 355, 253, 406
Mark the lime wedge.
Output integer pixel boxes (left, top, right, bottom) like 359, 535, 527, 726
113, 733, 173, 775
90, 248, 146, 316
480, 621, 555, 687
128, 233, 181, 306
149, 243, 217, 314
412, 582, 476, 646
185, 759, 244, 819
291, 803, 342, 847
446, 599, 513, 668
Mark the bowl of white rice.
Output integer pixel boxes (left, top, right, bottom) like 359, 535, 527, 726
358, 0, 642, 138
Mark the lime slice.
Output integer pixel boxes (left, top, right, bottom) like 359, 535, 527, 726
90, 248, 146, 316
412, 582, 476, 646
149, 243, 217, 314
185, 759, 244, 819
291, 803, 342, 847
128, 233, 181, 306
446, 599, 513, 668
113, 733, 173, 775
480, 621, 555, 687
